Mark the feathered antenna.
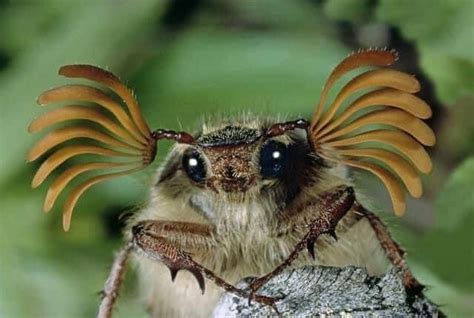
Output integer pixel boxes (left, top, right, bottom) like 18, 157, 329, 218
27, 65, 194, 231
310, 49, 435, 216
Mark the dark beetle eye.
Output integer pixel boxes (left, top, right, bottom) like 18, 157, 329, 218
259, 140, 288, 179
183, 150, 207, 183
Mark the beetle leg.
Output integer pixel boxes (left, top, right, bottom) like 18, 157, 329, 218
132, 222, 210, 293
353, 202, 424, 294
97, 221, 214, 318
97, 242, 133, 318
247, 185, 355, 303
132, 220, 279, 310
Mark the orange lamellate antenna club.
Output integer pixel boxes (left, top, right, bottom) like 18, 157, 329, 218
310, 48, 435, 216
311, 48, 398, 127
58, 64, 151, 138
27, 65, 158, 231
28, 49, 435, 231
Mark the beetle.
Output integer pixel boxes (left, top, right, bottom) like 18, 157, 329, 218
27, 48, 434, 317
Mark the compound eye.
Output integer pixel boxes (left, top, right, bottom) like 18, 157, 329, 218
183, 150, 207, 183
259, 140, 288, 179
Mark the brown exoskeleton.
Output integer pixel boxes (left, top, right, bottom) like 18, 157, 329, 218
27, 48, 435, 317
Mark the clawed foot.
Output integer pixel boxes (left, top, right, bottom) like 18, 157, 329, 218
247, 187, 354, 308
247, 278, 267, 306
246, 220, 341, 304
247, 280, 283, 314
251, 293, 282, 314
247, 277, 285, 308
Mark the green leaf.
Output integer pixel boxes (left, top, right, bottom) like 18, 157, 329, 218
408, 262, 474, 317
435, 157, 474, 231
324, 0, 372, 24
376, 0, 474, 104
408, 158, 474, 293
130, 28, 346, 133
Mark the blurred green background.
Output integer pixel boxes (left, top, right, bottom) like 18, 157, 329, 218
0, 0, 473, 317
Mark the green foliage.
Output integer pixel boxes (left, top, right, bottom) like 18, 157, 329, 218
435, 157, 474, 231
418, 158, 474, 290
324, 0, 372, 24
324, 0, 474, 105
132, 29, 345, 130
437, 97, 474, 161
377, 0, 474, 105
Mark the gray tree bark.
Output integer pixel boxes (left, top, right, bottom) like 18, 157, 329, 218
213, 266, 439, 317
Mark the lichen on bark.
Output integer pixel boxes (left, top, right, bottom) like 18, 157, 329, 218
213, 265, 440, 317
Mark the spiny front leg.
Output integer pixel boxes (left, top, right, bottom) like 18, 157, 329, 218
133, 220, 215, 254
132, 221, 279, 310
132, 221, 209, 293
353, 202, 424, 294
97, 221, 213, 318
247, 185, 355, 302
